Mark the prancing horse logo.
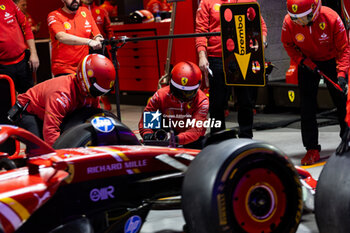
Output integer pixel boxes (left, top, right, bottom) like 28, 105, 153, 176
292, 4, 298, 13
181, 77, 188, 86
288, 90, 295, 102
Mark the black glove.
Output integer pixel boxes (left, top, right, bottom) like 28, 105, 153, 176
338, 76, 348, 95
143, 133, 154, 140
336, 127, 350, 155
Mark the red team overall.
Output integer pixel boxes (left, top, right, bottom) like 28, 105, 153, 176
14, 54, 115, 146
281, 0, 350, 165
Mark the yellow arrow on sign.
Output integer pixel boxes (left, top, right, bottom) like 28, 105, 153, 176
234, 14, 251, 80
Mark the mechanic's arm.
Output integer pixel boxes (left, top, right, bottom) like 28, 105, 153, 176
195, 0, 210, 79
55, 32, 102, 50
138, 92, 161, 137
177, 98, 209, 145
26, 39, 40, 72
42, 94, 70, 146
260, 16, 268, 46
15, 3, 40, 72
281, 17, 304, 65
333, 16, 350, 78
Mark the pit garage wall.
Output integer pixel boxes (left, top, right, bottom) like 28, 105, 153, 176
26, 0, 291, 81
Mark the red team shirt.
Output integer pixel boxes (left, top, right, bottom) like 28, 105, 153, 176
139, 86, 209, 145
0, 0, 34, 65
17, 75, 99, 145
82, 2, 113, 39
47, 7, 101, 76
281, 6, 350, 78
195, 0, 267, 57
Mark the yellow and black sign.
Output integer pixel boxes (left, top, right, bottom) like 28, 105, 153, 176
220, 2, 265, 86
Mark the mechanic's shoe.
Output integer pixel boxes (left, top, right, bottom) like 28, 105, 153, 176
301, 149, 320, 165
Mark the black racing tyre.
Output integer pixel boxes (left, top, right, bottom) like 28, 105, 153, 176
182, 139, 303, 233
60, 107, 118, 132
0, 158, 16, 170
53, 123, 97, 149
315, 152, 350, 233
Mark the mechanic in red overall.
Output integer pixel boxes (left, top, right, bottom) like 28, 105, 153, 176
100, 0, 118, 20
281, 0, 350, 165
13, 0, 41, 34
48, 0, 103, 77
8, 54, 116, 146
195, 0, 268, 137
139, 62, 209, 148
0, 0, 39, 93
81, 0, 113, 39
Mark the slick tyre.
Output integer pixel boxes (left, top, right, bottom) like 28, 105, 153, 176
182, 139, 302, 233
60, 107, 118, 132
315, 152, 350, 233
53, 123, 97, 149
0, 158, 16, 171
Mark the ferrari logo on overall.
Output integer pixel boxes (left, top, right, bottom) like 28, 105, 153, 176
0, 5, 5, 10
288, 90, 295, 102
181, 77, 188, 86
81, 11, 87, 17
292, 4, 298, 13
319, 22, 325, 30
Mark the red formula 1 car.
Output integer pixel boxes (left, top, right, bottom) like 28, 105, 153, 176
0, 118, 307, 233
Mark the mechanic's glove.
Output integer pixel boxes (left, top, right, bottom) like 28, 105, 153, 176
301, 58, 317, 72
143, 133, 154, 140
336, 127, 350, 155
338, 76, 348, 95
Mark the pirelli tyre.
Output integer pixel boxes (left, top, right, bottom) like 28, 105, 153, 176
182, 139, 303, 233
54, 123, 97, 148
54, 117, 140, 149
315, 152, 350, 233
59, 107, 118, 132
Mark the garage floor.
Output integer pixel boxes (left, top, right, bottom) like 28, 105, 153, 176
111, 104, 340, 233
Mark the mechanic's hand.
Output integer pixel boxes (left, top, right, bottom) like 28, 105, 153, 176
198, 51, 209, 87
143, 133, 154, 140
301, 58, 317, 72
338, 76, 348, 95
88, 39, 103, 50
336, 127, 350, 155
29, 52, 40, 72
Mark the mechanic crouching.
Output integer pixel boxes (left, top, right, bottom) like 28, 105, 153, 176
7, 54, 116, 146
139, 61, 211, 149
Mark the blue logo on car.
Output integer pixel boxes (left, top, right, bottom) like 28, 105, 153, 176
143, 110, 162, 129
91, 117, 115, 133
124, 215, 142, 233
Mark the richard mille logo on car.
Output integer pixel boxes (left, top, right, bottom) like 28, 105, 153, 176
87, 159, 147, 174
90, 185, 115, 202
